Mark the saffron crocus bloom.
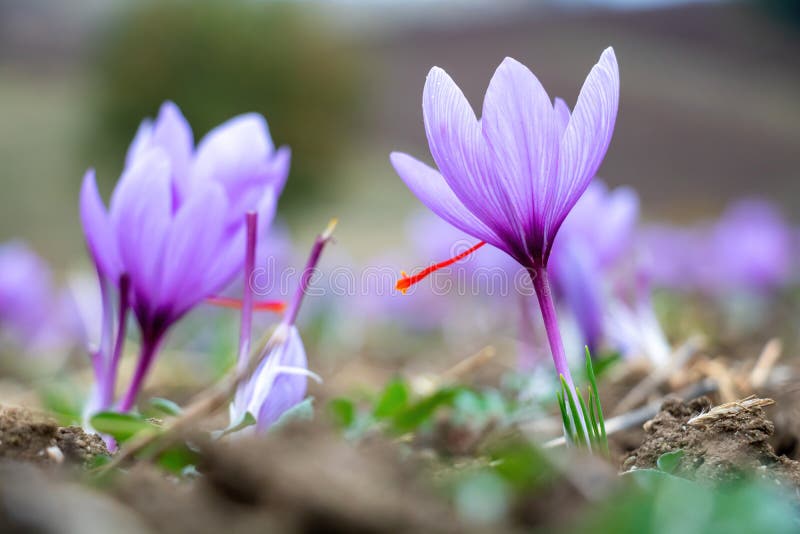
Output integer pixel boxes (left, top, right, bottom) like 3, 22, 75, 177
391, 48, 619, 388
230, 219, 335, 431
549, 181, 639, 353
80, 101, 289, 414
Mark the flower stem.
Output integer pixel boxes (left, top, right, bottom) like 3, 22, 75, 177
237, 212, 258, 373
118, 333, 164, 412
530, 266, 575, 389
283, 218, 337, 327
530, 266, 590, 445
101, 274, 130, 409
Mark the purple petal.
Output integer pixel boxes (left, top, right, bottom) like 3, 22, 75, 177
390, 152, 503, 249
481, 57, 559, 245
125, 102, 194, 202
125, 120, 154, 168
150, 102, 194, 201
557, 181, 638, 269
247, 326, 308, 430
553, 98, 571, 138
109, 149, 173, 306
551, 243, 604, 353
553, 47, 620, 237
422, 67, 513, 244
80, 169, 122, 283
191, 113, 285, 193
158, 181, 229, 320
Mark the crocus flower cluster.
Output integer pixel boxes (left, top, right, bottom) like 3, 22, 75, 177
80, 101, 289, 416
391, 48, 619, 390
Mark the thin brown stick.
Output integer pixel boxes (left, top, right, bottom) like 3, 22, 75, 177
440, 345, 496, 382
749, 338, 783, 390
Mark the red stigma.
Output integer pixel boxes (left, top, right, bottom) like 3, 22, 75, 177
396, 241, 487, 294
206, 296, 287, 313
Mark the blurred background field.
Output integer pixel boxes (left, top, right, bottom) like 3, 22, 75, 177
1, 0, 799, 268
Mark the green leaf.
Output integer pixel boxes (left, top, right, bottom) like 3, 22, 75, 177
211, 411, 257, 439
328, 398, 356, 429
391, 387, 461, 434
589, 352, 620, 380
373, 379, 410, 419
90, 412, 160, 443
39, 382, 83, 426
149, 397, 183, 417
157, 445, 199, 476
271, 397, 315, 430
492, 441, 554, 491
656, 449, 685, 474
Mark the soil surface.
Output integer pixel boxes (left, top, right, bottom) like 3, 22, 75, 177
622, 396, 800, 491
0, 405, 108, 466
112, 423, 458, 534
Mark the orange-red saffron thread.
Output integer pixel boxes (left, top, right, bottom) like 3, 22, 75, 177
206, 296, 287, 313
396, 241, 487, 294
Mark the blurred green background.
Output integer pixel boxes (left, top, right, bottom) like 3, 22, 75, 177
0, 0, 798, 270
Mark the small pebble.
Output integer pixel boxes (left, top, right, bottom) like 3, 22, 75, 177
46, 446, 64, 464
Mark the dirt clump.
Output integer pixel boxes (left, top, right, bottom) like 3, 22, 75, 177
112, 423, 458, 534
0, 405, 108, 467
622, 396, 800, 490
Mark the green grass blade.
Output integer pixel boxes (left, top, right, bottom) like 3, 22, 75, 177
561, 375, 587, 449
586, 348, 608, 455
576, 386, 596, 450
556, 389, 574, 445
588, 388, 600, 447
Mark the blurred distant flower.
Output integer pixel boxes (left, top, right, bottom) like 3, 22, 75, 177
80, 101, 289, 415
391, 48, 619, 390
712, 199, 792, 292
0, 241, 77, 355
230, 219, 335, 431
605, 267, 671, 367
549, 181, 639, 353
640, 198, 792, 296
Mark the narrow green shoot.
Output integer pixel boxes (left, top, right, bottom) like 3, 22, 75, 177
556, 348, 608, 456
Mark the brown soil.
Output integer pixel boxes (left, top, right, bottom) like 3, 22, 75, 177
0, 405, 108, 466
621, 396, 800, 490
111, 423, 458, 534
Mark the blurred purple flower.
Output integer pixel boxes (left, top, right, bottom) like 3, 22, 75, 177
0, 241, 77, 353
391, 48, 619, 388
80, 101, 289, 414
712, 199, 792, 292
549, 181, 639, 352
639, 199, 792, 296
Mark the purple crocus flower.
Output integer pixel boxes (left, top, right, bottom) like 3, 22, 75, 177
230, 219, 334, 431
391, 48, 619, 389
549, 181, 639, 353
80, 101, 289, 414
